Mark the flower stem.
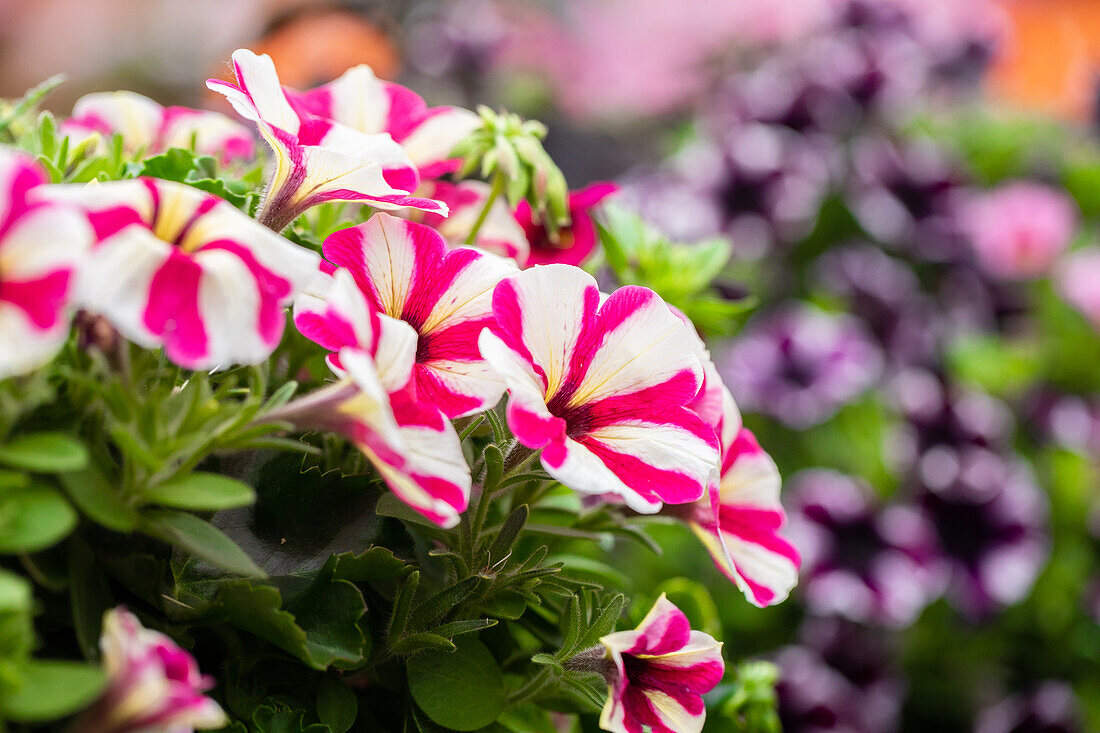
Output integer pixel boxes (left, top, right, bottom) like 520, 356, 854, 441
464, 171, 505, 245
507, 667, 553, 705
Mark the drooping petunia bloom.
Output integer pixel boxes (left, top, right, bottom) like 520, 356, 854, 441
418, 179, 530, 262
686, 389, 801, 608
288, 63, 480, 179
63, 90, 257, 165
515, 182, 617, 267
37, 177, 319, 370
74, 607, 227, 733
320, 212, 515, 418
597, 593, 724, 733
207, 49, 446, 231
290, 268, 471, 526
479, 264, 720, 513
0, 149, 92, 379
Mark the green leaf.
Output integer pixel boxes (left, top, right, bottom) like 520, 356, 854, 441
58, 466, 140, 532
429, 619, 497, 640
317, 676, 358, 733
143, 472, 256, 511
285, 576, 368, 668
0, 484, 78, 554
487, 504, 528, 563
410, 577, 480, 630
330, 547, 411, 583
68, 539, 112, 660
478, 590, 526, 620
142, 510, 265, 577
0, 660, 106, 722
388, 571, 420, 642
389, 633, 456, 655
251, 705, 330, 733
408, 637, 506, 731
0, 569, 33, 663
0, 433, 88, 473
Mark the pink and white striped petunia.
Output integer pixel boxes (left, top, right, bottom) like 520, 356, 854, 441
516, 182, 617, 267
319, 211, 516, 419
598, 594, 724, 733
687, 389, 801, 608
417, 180, 530, 263
478, 265, 720, 512
0, 149, 91, 379
291, 268, 471, 527
75, 607, 227, 733
288, 64, 480, 179
36, 177, 319, 370
207, 49, 445, 231
63, 90, 256, 165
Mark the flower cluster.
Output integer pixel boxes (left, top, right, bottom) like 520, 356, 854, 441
0, 46, 801, 733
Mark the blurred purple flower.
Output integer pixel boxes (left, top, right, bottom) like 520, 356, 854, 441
850, 138, 969, 261
962, 182, 1078, 280
888, 368, 1013, 469
976, 682, 1082, 733
917, 447, 1049, 619
723, 304, 883, 428
620, 126, 831, 258
818, 245, 940, 366
776, 618, 904, 732
787, 469, 942, 627
1025, 389, 1100, 454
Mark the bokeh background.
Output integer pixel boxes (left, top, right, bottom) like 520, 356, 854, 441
5, 0, 1100, 730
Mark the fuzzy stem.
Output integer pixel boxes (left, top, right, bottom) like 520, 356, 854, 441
464, 170, 505, 245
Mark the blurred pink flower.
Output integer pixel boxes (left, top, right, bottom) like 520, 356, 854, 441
1056, 247, 1100, 330
963, 182, 1077, 279
496, 0, 832, 121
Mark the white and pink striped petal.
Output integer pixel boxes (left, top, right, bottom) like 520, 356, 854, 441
418, 180, 529, 263
291, 64, 480, 178
207, 49, 443, 231
599, 594, 724, 733
687, 386, 800, 608
288, 285, 471, 527
320, 212, 515, 418
479, 265, 719, 512
0, 150, 91, 379
37, 177, 318, 370
63, 90, 255, 165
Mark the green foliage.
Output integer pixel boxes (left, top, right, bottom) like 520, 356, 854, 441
128, 147, 256, 209
408, 637, 506, 731
597, 204, 754, 336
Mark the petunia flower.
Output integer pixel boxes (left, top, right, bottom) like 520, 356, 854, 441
975, 681, 1082, 733
722, 303, 883, 429
320, 212, 516, 418
787, 469, 943, 627
36, 177, 319, 370
594, 593, 724, 733
478, 264, 719, 513
207, 49, 445, 231
515, 182, 617, 267
686, 388, 801, 608
0, 149, 92, 379
417, 179, 530, 262
288, 63, 480, 179
290, 268, 471, 526
63, 90, 256, 165
74, 607, 227, 733
916, 447, 1049, 620
961, 181, 1077, 280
